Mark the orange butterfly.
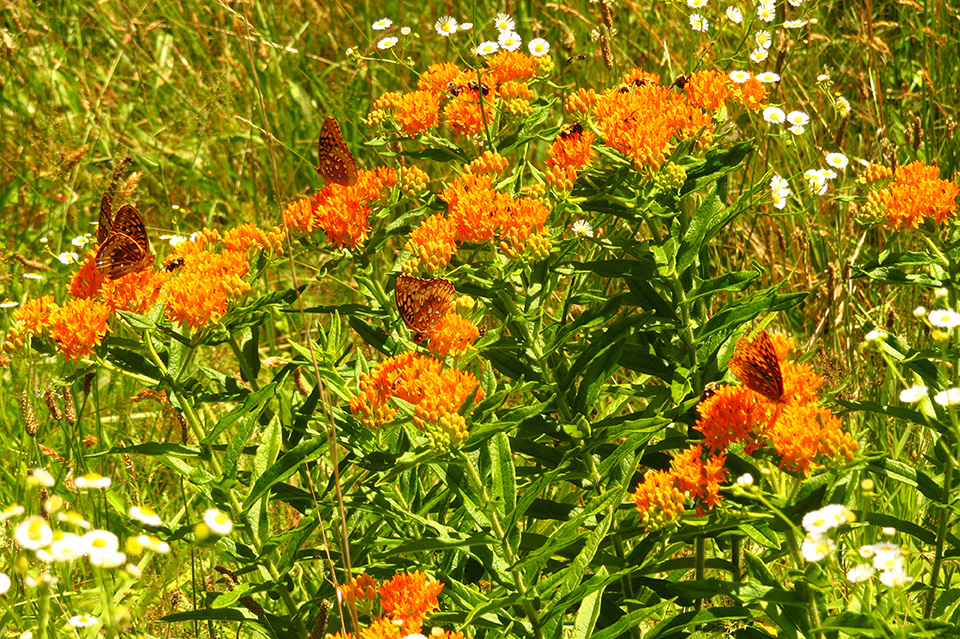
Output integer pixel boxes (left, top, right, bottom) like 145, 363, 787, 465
395, 275, 456, 342
317, 116, 359, 187
728, 329, 784, 402
95, 202, 154, 280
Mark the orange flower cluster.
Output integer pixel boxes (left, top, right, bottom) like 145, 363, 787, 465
339, 573, 378, 604
682, 69, 732, 112
593, 71, 714, 174
283, 167, 398, 249
407, 174, 550, 271
466, 151, 509, 175
425, 313, 479, 358
732, 77, 768, 112
377, 571, 444, 632
876, 161, 960, 230
331, 571, 450, 639
545, 126, 596, 189
350, 352, 483, 452
370, 54, 541, 138
633, 332, 858, 528
372, 90, 441, 136
8, 221, 283, 360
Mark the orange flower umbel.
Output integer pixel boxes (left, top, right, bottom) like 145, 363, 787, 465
69, 250, 106, 299
13, 295, 56, 335
631, 470, 686, 530
545, 124, 596, 190
484, 50, 539, 84
359, 617, 401, 639
284, 167, 398, 249
377, 571, 444, 632
165, 246, 251, 330
732, 77, 768, 112
683, 70, 732, 112
424, 313, 479, 358
350, 353, 482, 452
48, 298, 111, 360
339, 573, 379, 618
406, 213, 458, 274
879, 161, 960, 230
695, 331, 857, 475
418, 62, 462, 95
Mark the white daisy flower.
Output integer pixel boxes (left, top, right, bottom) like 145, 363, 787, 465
435, 16, 457, 36
493, 13, 515, 32
726, 6, 743, 22
755, 30, 772, 49
788, 124, 806, 135
74, 472, 111, 490
826, 152, 849, 169
372, 18, 392, 30
756, 72, 780, 83
129, 505, 163, 527
802, 533, 835, 562
750, 47, 769, 63
729, 70, 751, 83
762, 106, 786, 123
68, 615, 98, 628
528, 38, 550, 57
571, 220, 594, 238
204, 508, 234, 536
847, 563, 875, 583
757, 2, 776, 21
899, 385, 928, 403
879, 564, 912, 587
0, 300, 17, 308
498, 30, 522, 51
863, 329, 886, 342
27, 468, 55, 488
400, 26, 411, 35
690, 14, 709, 32
377, 37, 398, 50
476, 41, 500, 56
58, 252, 79, 265
784, 19, 808, 28
837, 96, 852, 117
15, 516, 53, 550
71, 234, 92, 248
459, 22, 473, 31
22, 273, 43, 280
736, 473, 754, 488
935, 388, 960, 406
687, 0, 707, 6
786, 111, 810, 126
914, 306, 927, 317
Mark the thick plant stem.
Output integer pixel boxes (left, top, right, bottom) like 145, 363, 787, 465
460, 452, 544, 639
924, 448, 954, 619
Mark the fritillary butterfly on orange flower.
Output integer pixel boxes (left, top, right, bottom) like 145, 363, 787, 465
728, 329, 784, 402
395, 275, 456, 343
317, 116, 358, 187
95, 200, 154, 280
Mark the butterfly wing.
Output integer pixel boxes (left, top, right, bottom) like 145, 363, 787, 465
97, 194, 114, 246
95, 204, 153, 280
395, 276, 455, 340
728, 330, 784, 402
317, 117, 359, 187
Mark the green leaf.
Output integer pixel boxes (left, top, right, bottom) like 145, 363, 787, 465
243, 436, 326, 510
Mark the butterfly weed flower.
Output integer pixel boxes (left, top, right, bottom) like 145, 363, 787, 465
485, 50, 541, 84
630, 470, 686, 530
399, 165, 431, 196
465, 151, 509, 175
222, 223, 286, 254
377, 90, 441, 136
682, 69, 732, 111
734, 77, 768, 111
424, 313, 479, 358
545, 124, 596, 189
378, 571, 444, 632
406, 214, 457, 273
339, 573, 379, 606
870, 160, 960, 230
564, 87, 598, 115
48, 298, 111, 360
417, 62, 462, 94
12, 295, 56, 335
165, 249, 250, 330
670, 445, 728, 514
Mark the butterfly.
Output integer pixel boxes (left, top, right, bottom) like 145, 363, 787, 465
317, 116, 358, 187
395, 275, 456, 342
95, 202, 154, 280
728, 329, 784, 402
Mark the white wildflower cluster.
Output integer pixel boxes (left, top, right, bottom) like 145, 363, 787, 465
801, 504, 852, 562
801, 505, 913, 588
465, 12, 550, 58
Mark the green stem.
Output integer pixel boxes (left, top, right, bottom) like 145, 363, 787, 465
459, 451, 544, 639
924, 444, 954, 619
227, 334, 260, 392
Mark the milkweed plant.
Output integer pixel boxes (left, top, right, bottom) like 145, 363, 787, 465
1, 2, 957, 638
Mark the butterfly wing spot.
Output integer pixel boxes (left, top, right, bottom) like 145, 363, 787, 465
728, 329, 784, 402
317, 117, 359, 187
395, 275, 456, 341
